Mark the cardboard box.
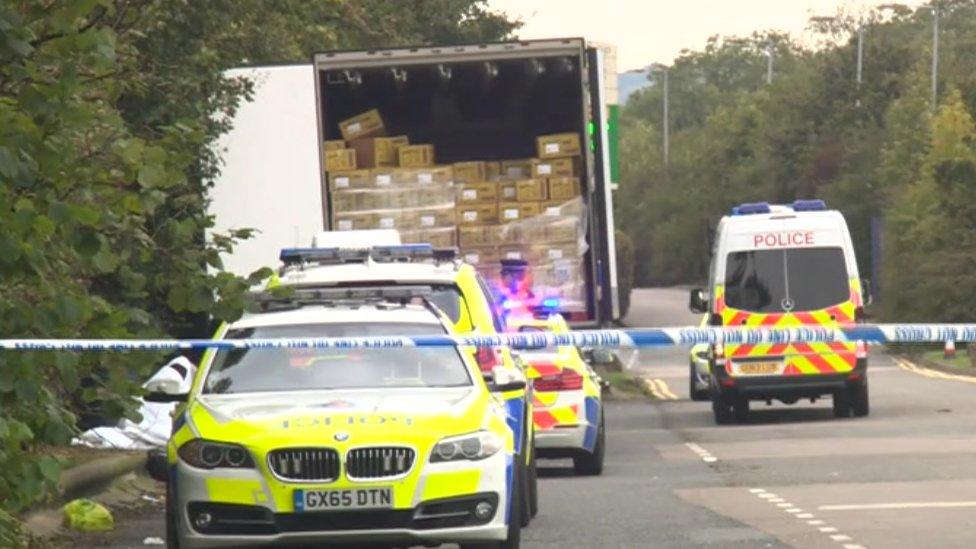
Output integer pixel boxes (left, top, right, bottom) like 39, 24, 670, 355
501, 159, 535, 180
541, 197, 584, 217
498, 181, 518, 201
334, 212, 375, 231
369, 168, 397, 187
547, 176, 581, 201
349, 136, 408, 168
537, 242, 581, 262
329, 169, 371, 191
537, 132, 581, 158
398, 144, 435, 167
323, 140, 346, 152
485, 161, 502, 181
457, 203, 498, 225
545, 218, 582, 243
498, 244, 539, 263
499, 201, 542, 222
459, 225, 496, 247
461, 246, 500, 267
458, 182, 498, 203
453, 161, 486, 183
416, 207, 456, 228
324, 149, 357, 171
420, 227, 457, 248
408, 166, 454, 185
516, 178, 547, 202
330, 190, 359, 213
532, 158, 579, 178
339, 109, 385, 141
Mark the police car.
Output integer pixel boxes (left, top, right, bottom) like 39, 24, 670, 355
268, 243, 539, 524
508, 314, 606, 475
146, 287, 526, 548
689, 200, 871, 423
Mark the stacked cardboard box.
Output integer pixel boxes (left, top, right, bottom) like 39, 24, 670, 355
324, 112, 588, 311
325, 111, 456, 247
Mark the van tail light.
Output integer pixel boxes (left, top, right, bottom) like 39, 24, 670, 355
533, 370, 583, 392
855, 340, 867, 360
475, 347, 502, 373
944, 340, 956, 359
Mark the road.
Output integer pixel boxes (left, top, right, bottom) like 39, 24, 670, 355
90, 288, 976, 548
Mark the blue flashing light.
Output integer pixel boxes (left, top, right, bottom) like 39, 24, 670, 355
792, 199, 828, 212
541, 298, 561, 309
370, 244, 433, 261
731, 202, 771, 216
279, 247, 339, 264
502, 299, 523, 310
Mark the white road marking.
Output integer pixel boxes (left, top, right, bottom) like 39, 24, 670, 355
819, 501, 976, 511
786, 508, 802, 514
768, 497, 784, 503
759, 493, 777, 499
684, 442, 718, 463
777, 502, 793, 508
808, 519, 824, 525
796, 513, 814, 519
844, 545, 867, 549
750, 489, 865, 549
831, 534, 852, 542
749, 488, 766, 494
819, 527, 838, 533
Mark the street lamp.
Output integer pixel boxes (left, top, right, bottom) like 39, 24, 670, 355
764, 43, 774, 85
650, 62, 670, 168
878, 2, 940, 110
809, 15, 865, 102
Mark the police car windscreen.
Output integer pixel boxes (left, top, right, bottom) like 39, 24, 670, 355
724, 247, 849, 313
203, 323, 472, 394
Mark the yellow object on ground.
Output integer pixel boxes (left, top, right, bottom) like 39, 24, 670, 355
63, 498, 114, 532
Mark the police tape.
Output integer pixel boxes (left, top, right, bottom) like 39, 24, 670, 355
1, 324, 975, 351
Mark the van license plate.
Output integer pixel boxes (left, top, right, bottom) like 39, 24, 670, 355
737, 362, 781, 375
294, 488, 393, 512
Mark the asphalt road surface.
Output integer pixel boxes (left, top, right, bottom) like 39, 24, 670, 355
91, 288, 976, 548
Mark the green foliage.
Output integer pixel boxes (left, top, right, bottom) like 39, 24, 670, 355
0, 0, 516, 529
616, 1, 976, 298
614, 230, 634, 317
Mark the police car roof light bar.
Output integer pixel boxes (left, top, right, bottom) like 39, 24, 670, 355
279, 247, 370, 266
251, 285, 434, 312
370, 244, 434, 262
792, 199, 828, 211
732, 202, 771, 215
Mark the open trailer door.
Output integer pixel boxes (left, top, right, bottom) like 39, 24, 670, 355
207, 64, 324, 277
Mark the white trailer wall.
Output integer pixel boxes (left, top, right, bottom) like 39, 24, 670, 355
207, 64, 322, 276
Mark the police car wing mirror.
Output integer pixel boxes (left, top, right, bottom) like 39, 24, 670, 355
146, 449, 168, 482
490, 366, 526, 392
144, 378, 188, 403
861, 278, 874, 307
689, 288, 708, 314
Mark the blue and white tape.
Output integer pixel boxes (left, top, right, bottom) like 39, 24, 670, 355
1, 324, 974, 351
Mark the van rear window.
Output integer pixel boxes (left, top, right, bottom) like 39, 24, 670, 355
724, 247, 849, 313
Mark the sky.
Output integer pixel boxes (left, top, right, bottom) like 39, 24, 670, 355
488, 0, 927, 71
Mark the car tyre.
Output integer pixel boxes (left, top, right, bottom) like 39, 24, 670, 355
832, 389, 851, 418
689, 361, 710, 401
166, 480, 180, 549
732, 398, 750, 423
527, 450, 539, 519
573, 411, 605, 476
711, 389, 733, 425
850, 379, 869, 417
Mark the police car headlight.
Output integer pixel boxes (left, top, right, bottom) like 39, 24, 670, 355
430, 431, 504, 463
178, 439, 255, 469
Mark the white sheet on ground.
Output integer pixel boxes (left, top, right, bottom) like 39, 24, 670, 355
72, 356, 196, 450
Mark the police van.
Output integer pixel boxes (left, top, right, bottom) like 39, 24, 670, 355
689, 200, 871, 424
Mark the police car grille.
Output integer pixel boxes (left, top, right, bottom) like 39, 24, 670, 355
346, 447, 415, 479
268, 448, 340, 482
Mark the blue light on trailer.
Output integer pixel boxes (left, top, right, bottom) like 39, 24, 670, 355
541, 298, 561, 308
731, 202, 771, 215
792, 199, 828, 211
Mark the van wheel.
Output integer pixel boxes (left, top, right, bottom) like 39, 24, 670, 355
711, 390, 733, 425
832, 389, 851, 418
850, 379, 869, 417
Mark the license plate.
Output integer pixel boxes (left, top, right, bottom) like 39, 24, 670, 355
736, 361, 782, 375
294, 487, 393, 512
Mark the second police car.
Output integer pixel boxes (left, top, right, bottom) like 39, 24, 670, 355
146, 285, 528, 548
690, 200, 871, 424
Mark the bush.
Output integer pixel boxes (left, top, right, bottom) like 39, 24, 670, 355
615, 230, 635, 318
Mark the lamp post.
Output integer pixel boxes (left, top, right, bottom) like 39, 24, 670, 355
879, 2, 941, 110
650, 63, 670, 168
764, 43, 774, 85
809, 16, 865, 103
